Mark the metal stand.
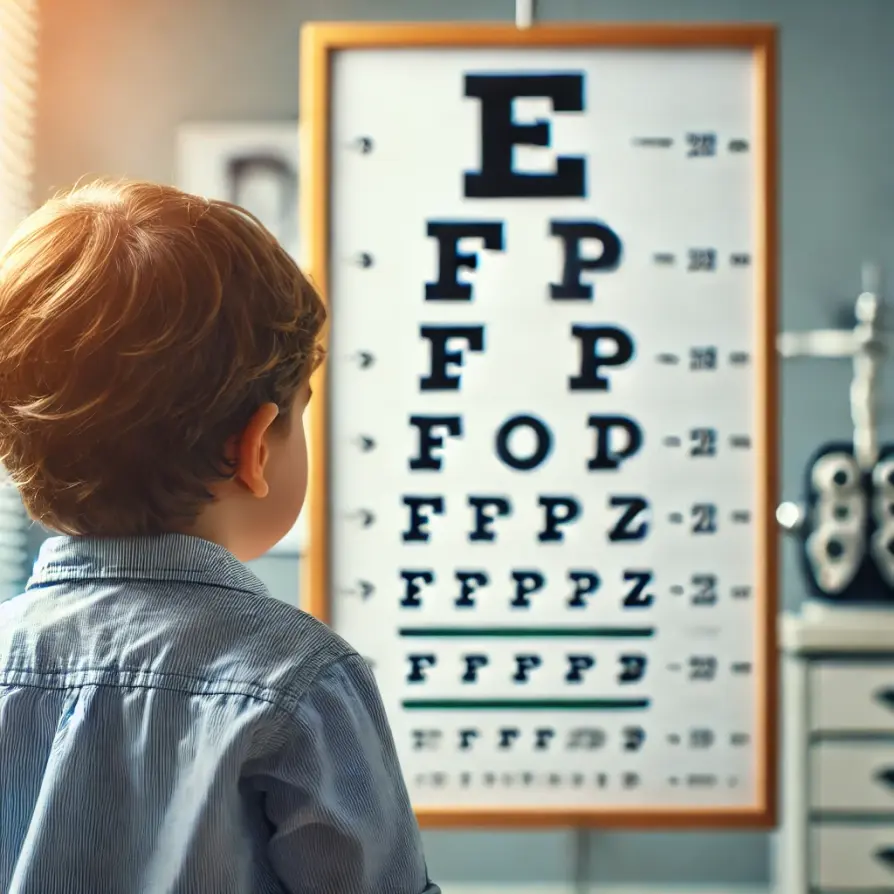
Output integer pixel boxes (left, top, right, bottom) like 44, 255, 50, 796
777, 263, 890, 531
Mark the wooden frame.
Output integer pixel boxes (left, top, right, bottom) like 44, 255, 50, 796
300, 21, 778, 829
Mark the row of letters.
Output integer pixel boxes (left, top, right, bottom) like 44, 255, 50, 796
397, 569, 749, 608
423, 219, 750, 303
406, 413, 751, 475
413, 324, 746, 395
409, 725, 750, 752
411, 770, 740, 790
399, 495, 748, 542
404, 652, 748, 683
401, 567, 652, 608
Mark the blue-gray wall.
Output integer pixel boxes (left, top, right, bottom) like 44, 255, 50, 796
34, 0, 894, 889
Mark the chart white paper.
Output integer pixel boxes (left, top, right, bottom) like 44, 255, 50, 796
323, 46, 767, 812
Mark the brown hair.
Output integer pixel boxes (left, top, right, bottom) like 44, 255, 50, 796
0, 179, 325, 535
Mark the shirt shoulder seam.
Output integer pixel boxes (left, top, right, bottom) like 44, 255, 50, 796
272, 650, 364, 723
0, 646, 360, 715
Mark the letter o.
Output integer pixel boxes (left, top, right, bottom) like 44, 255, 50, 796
495, 414, 552, 471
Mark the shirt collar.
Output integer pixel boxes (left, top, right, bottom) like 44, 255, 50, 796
27, 533, 267, 598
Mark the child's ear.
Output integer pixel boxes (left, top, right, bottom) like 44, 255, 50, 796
233, 403, 279, 498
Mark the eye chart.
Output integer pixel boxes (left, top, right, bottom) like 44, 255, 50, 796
301, 23, 777, 828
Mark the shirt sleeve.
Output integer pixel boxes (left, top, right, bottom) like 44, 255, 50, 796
260, 653, 440, 894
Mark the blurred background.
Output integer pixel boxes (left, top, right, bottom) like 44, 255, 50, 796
6, 0, 894, 890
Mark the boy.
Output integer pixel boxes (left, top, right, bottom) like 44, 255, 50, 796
0, 180, 439, 894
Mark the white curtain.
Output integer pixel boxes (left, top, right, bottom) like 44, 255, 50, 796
0, 0, 38, 598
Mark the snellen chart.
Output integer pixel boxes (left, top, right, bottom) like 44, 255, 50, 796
301, 24, 777, 827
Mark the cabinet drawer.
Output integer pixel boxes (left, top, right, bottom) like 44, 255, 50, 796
813, 825, 894, 889
811, 663, 894, 731
812, 742, 894, 812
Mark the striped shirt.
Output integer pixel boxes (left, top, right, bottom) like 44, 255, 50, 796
0, 534, 438, 894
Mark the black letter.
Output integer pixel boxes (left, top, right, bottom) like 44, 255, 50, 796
587, 415, 643, 470
461, 653, 489, 682
622, 570, 654, 607
566, 654, 596, 682
510, 570, 546, 608
468, 496, 511, 542
567, 570, 600, 607
459, 728, 480, 749
569, 325, 634, 391
400, 569, 435, 607
407, 654, 437, 682
464, 73, 586, 198
569, 727, 606, 750
608, 496, 649, 542
455, 570, 489, 608
513, 654, 543, 682
623, 726, 646, 752
420, 325, 485, 391
498, 728, 521, 749
402, 496, 445, 542
534, 728, 556, 750
618, 653, 647, 683
409, 415, 463, 470
426, 221, 504, 300
550, 221, 622, 299
411, 729, 441, 751
538, 496, 581, 542
495, 414, 553, 471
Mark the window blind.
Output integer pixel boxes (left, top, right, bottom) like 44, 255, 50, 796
0, 0, 38, 599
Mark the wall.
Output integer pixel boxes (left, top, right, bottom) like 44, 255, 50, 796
34, 0, 894, 890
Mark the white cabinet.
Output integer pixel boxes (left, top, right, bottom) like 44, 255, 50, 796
779, 604, 894, 893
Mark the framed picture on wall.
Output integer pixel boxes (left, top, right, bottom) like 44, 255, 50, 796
176, 122, 299, 258
175, 121, 305, 555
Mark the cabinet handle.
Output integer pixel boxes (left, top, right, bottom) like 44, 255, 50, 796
874, 687, 894, 709
876, 768, 894, 790
875, 846, 894, 869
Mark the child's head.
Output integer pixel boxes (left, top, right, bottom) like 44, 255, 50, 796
0, 179, 325, 561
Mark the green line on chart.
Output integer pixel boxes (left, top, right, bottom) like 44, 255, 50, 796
401, 698, 651, 711
398, 626, 656, 638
